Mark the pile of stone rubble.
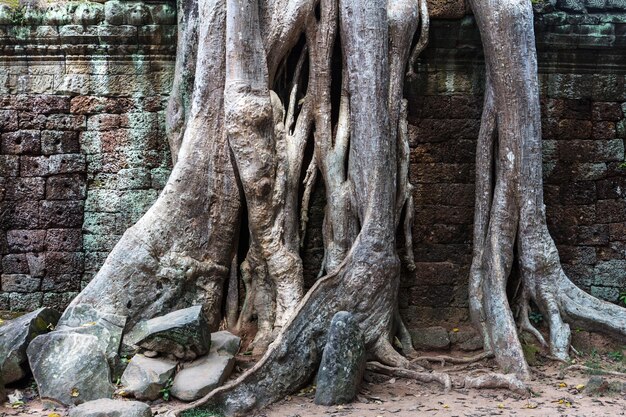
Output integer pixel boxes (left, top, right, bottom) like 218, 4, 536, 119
0, 305, 240, 416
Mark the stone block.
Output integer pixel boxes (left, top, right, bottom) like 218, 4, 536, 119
427, 0, 467, 18
2, 202, 41, 229
41, 274, 81, 292
410, 326, 451, 350
32, 95, 70, 114
2, 254, 29, 274
46, 252, 84, 275
46, 174, 87, 200
1, 274, 40, 293
18, 112, 47, 130
40, 200, 84, 228
120, 354, 176, 401
26, 253, 46, 277
117, 168, 151, 190
6, 229, 46, 253
4, 177, 45, 201
69, 399, 152, 417
48, 154, 87, 175
592, 121, 616, 140
0, 155, 19, 176
84, 189, 121, 212
0, 110, 18, 131
170, 353, 235, 402
46, 228, 83, 251
9, 292, 43, 311
20, 156, 49, 176
41, 131, 80, 155
597, 199, 626, 223
45, 114, 86, 131
87, 114, 122, 131
1, 130, 40, 154
592, 102, 623, 121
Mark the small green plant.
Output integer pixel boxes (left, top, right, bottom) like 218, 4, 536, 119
619, 162, 626, 170
619, 290, 626, 306
608, 350, 624, 362
529, 311, 543, 325
160, 378, 173, 401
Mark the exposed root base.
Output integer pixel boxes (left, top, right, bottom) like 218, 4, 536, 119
559, 365, 626, 379
366, 361, 451, 392
409, 352, 493, 366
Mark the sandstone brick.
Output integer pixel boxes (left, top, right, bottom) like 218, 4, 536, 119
48, 154, 86, 175
597, 199, 626, 223
46, 174, 87, 200
41, 274, 81, 292
1, 130, 40, 154
0, 155, 19, 176
26, 253, 46, 277
592, 102, 623, 121
592, 121, 616, 140
46, 228, 83, 251
46, 251, 84, 275
83, 234, 121, 252
6, 230, 46, 252
546, 204, 596, 226
45, 114, 86, 130
117, 167, 151, 190
120, 189, 158, 223
559, 181, 597, 205
596, 176, 626, 199
32, 95, 70, 114
18, 112, 47, 130
41, 130, 80, 155
556, 119, 593, 139
410, 163, 474, 184
83, 212, 123, 235
557, 139, 624, 162
42, 291, 77, 311
84, 189, 121, 212
2, 202, 41, 229
9, 292, 42, 311
84, 251, 109, 272
40, 201, 84, 228
1, 254, 29, 274
556, 245, 597, 265
609, 223, 626, 241
593, 260, 626, 287
87, 114, 122, 131
0, 109, 18, 131
20, 156, 49, 176
4, 177, 45, 201
1, 274, 40, 292
70, 96, 134, 114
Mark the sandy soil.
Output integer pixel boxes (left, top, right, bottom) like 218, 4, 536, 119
2, 355, 624, 417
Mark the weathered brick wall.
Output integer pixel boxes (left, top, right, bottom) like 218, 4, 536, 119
1, 0, 625, 333
0, 0, 175, 311
398, 1, 626, 328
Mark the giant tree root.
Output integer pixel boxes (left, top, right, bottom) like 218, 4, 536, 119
559, 365, 626, 379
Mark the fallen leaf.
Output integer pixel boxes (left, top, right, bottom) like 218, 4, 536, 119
575, 384, 585, 390
557, 382, 567, 388
497, 403, 505, 409
71, 388, 80, 397
81, 322, 97, 327
452, 328, 459, 332
48, 413, 62, 417
525, 403, 538, 409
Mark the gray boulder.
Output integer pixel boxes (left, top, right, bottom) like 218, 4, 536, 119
314, 311, 366, 406
27, 332, 115, 405
124, 305, 211, 360
120, 354, 176, 401
0, 307, 60, 383
57, 304, 126, 367
210, 331, 241, 356
170, 352, 235, 401
69, 398, 152, 417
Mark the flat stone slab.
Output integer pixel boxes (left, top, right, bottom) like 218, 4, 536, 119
170, 352, 235, 401
410, 326, 450, 350
0, 307, 60, 384
125, 305, 211, 360
210, 331, 241, 356
315, 311, 366, 406
69, 398, 152, 417
121, 354, 176, 401
27, 331, 115, 406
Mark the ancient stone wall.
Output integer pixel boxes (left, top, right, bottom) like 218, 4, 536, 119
1, 1, 625, 333
0, 0, 175, 311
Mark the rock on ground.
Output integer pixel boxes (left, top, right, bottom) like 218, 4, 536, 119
209, 331, 241, 356
410, 326, 450, 350
121, 354, 176, 401
124, 305, 211, 360
314, 311, 366, 406
583, 376, 626, 396
27, 332, 115, 406
0, 307, 60, 384
170, 352, 235, 401
68, 398, 152, 417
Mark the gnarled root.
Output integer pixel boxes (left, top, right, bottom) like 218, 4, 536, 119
459, 373, 529, 397
366, 361, 452, 392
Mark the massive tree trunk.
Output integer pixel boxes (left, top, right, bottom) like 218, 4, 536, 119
45, 0, 626, 415
467, 0, 626, 378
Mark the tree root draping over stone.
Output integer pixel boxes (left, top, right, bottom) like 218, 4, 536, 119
36, 0, 626, 414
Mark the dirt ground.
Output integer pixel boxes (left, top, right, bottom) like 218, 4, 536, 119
2, 354, 624, 417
